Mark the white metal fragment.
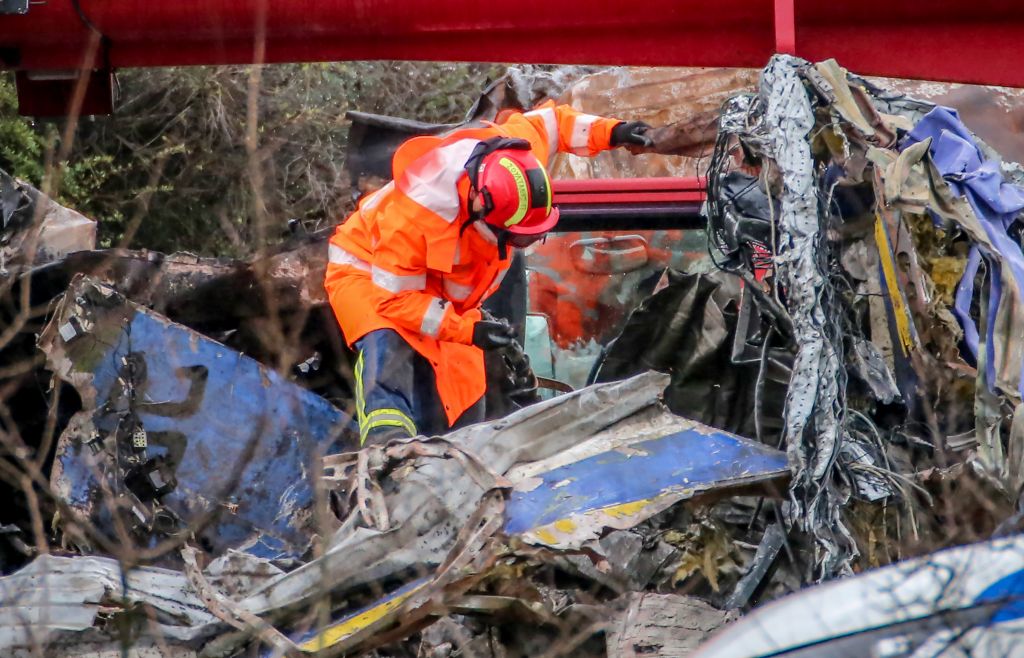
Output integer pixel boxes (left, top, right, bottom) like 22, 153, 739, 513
0, 554, 218, 652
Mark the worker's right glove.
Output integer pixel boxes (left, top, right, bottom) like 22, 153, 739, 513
610, 120, 654, 148
508, 371, 539, 405
472, 320, 516, 350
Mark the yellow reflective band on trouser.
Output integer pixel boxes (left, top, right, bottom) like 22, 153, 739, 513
354, 350, 367, 432
498, 156, 530, 227
362, 409, 417, 441
353, 350, 417, 445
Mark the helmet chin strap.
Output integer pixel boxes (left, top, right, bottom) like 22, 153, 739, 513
462, 202, 485, 236
496, 230, 510, 260
463, 207, 510, 259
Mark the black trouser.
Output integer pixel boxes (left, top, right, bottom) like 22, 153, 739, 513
352, 329, 484, 445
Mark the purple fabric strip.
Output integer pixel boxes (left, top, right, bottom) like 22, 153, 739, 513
905, 106, 1024, 395
985, 250, 1002, 389
953, 246, 982, 362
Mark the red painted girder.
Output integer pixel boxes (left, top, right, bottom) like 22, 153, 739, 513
553, 177, 706, 205
1, 1, 1023, 87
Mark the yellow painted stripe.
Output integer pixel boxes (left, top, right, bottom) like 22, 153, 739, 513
596, 498, 653, 519
874, 214, 914, 355
526, 497, 658, 546
298, 583, 426, 651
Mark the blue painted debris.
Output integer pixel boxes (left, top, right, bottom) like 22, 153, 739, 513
506, 426, 790, 547
43, 276, 348, 562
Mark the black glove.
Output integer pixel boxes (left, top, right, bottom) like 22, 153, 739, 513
499, 347, 537, 403
472, 320, 515, 350
610, 121, 654, 147
509, 375, 539, 404
504, 349, 530, 375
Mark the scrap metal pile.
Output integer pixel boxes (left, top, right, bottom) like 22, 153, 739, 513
1, 148, 790, 656
704, 54, 1024, 575
2, 58, 1024, 657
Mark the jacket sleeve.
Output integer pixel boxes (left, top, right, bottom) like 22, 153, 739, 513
503, 100, 622, 160
368, 201, 480, 345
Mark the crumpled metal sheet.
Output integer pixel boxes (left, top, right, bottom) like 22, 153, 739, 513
706, 53, 1024, 587
759, 55, 854, 577
693, 533, 1024, 658
39, 276, 348, 563
241, 373, 671, 612
206, 373, 673, 655
277, 376, 787, 654
505, 414, 788, 549
0, 553, 217, 653
0, 168, 96, 275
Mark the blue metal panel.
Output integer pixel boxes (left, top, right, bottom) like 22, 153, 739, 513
504, 427, 789, 535
53, 300, 348, 561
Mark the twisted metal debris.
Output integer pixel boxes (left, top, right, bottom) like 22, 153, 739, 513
716, 55, 856, 578
709, 52, 1024, 583
762, 56, 853, 577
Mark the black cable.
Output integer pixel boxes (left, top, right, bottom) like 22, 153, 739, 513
753, 325, 773, 445
70, 0, 113, 72
70, 0, 101, 36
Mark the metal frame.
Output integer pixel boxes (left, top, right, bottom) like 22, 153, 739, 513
551, 176, 706, 231
2, 1, 1023, 114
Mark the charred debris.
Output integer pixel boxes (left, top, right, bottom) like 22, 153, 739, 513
1, 57, 1024, 656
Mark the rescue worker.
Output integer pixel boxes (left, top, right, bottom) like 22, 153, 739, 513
325, 102, 657, 445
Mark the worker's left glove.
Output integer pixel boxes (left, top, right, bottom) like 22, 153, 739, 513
610, 121, 654, 148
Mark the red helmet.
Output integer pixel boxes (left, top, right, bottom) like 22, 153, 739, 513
465, 137, 559, 240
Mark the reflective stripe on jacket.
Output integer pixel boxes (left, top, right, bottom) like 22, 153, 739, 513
325, 103, 621, 425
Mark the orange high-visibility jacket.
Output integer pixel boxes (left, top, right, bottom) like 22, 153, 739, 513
325, 102, 622, 426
